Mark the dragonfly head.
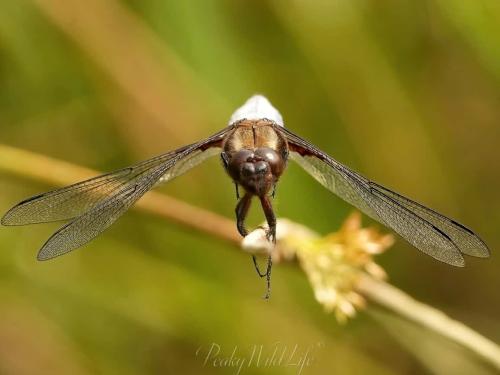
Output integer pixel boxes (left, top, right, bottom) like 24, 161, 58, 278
226, 148, 284, 196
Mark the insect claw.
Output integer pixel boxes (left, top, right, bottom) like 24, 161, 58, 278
266, 226, 276, 244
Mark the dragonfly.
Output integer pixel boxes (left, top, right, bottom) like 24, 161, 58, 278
1, 95, 489, 298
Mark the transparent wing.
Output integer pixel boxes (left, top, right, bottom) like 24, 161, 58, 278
1, 148, 185, 226
371, 182, 489, 258
2, 129, 228, 226
2, 127, 230, 259
38, 183, 141, 260
36, 154, 179, 260
279, 126, 489, 266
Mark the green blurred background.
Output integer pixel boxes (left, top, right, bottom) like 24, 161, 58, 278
1, 0, 499, 374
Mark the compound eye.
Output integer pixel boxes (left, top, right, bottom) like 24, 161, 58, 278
231, 150, 254, 166
241, 163, 256, 177
254, 161, 269, 174
255, 148, 278, 163
226, 150, 254, 180
255, 148, 282, 175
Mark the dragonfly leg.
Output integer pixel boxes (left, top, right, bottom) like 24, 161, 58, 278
234, 183, 240, 200
236, 193, 269, 291
263, 255, 272, 299
258, 195, 276, 299
271, 184, 276, 199
251, 254, 272, 300
235, 192, 252, 237
260, 195, 276, 244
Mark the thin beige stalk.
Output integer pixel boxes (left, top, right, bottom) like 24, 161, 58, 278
357, 275, 500, 370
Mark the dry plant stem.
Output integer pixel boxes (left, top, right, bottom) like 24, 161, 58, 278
1, 143, 499, 368
357, 275, 500, 370
0, 144, 239, 245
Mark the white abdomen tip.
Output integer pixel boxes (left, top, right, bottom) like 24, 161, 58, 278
228, 95, 284, 126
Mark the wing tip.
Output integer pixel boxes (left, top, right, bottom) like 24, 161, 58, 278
37, 252, 51, 261
37, 242, 52, 261
2, 199, 35, 226
36, 226, 73, 261
463, 248, 490, 259
459, 235, 491, 259
428, 245, 465, 267
1, 209, 18, 226
437, 252, 465, 267
1, 210, 44, 226
2, 194, 46, 225
474, 238, 491, 258
438, 254, 466, 267
477, 250, 491, 258
1, 216, 10, 226
37, 245, 63, 261
454, 257, 466, 267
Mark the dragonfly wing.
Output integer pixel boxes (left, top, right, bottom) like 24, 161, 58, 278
38, 183, 141, 260
2, 128, 229, 226
371, 182, 489, 258
279, 126, 489, 266
1, 167, 137, 225
36, 152, 176, 260
2, 127, 231, 260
